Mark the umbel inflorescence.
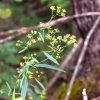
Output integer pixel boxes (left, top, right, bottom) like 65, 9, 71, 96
0, 6, 77, 100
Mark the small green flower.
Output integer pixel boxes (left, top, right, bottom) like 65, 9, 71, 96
20, 62, 24, 67
27, 41, 32, 46
31, 39, 36, 43
23, 56, 27, 60
40, 22, 44, 26
50, 6, 56, 10
27, 34, 32, 38
62, 9, 66, 13
34, 31, 37, 34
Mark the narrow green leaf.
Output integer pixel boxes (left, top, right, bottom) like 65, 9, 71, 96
20, 77, 24, 88
12, 88, 15, 100
6, 82, 11, 96
21, 77, 28, 100
32, 57, 39, 63
43, 52, 59, 65
35, 79, 45, 90
38, 32, 44, 42
27, 88, 39, 100
37, 64, 65, 72
30, 85, 41, 94
18, 47, 27, 53
0, 89, 8, 94
19, 65, 29, 77
15, 0, 23, 2
47, 45, 56, 50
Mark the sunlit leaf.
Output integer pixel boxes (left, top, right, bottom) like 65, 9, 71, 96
43, 51, 59, 65
12, 88, 15, 100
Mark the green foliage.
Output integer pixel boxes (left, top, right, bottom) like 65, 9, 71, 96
12, 88, 15, 100
0, 41, 19, 64
27, 88, 39, 100
37, 64, 65, 72
43, 52, 59, 65
0, 4, 77, 100
6, 82, 12, 96
21, 77, 28, 100
35, 79, 45, 90
54, 80, 83, 100
40, 0, 70, 8
38, 32, 44, 42
15, 0, 23, 2
0, 8, 11, 19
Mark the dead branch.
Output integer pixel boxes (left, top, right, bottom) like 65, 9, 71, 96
0, 12, 100, 43
46, 38, 83, 91
91, 96, 100, 100
0, 12, 100, 37
64, 16, 100, 100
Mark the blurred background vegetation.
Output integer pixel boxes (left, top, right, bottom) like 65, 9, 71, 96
0, 0, 82, 100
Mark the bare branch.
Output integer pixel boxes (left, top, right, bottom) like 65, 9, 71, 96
0, 12, 100, 39
64, 16, 100, 100
91, 96, 100, 100
1, 12, 100, 36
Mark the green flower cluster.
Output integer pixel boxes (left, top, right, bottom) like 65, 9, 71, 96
16, 6, 77, 80
50, 6, 66, 17
14, 6, 77, 100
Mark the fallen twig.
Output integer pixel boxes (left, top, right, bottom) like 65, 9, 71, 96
91, 96, 100, 100
64, 16, 100, 100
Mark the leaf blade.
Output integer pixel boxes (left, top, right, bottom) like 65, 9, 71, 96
43, 52, 59, 65
27, 88, 39, 100
18, 47, 27, 54
32, 57, 39, 63
37, 64, 65, 72
6, 82, 11, 96
38, 32, 44, 42
35, 79, 45, 90
12, 88, 15, 100
21, 77, 28, 100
